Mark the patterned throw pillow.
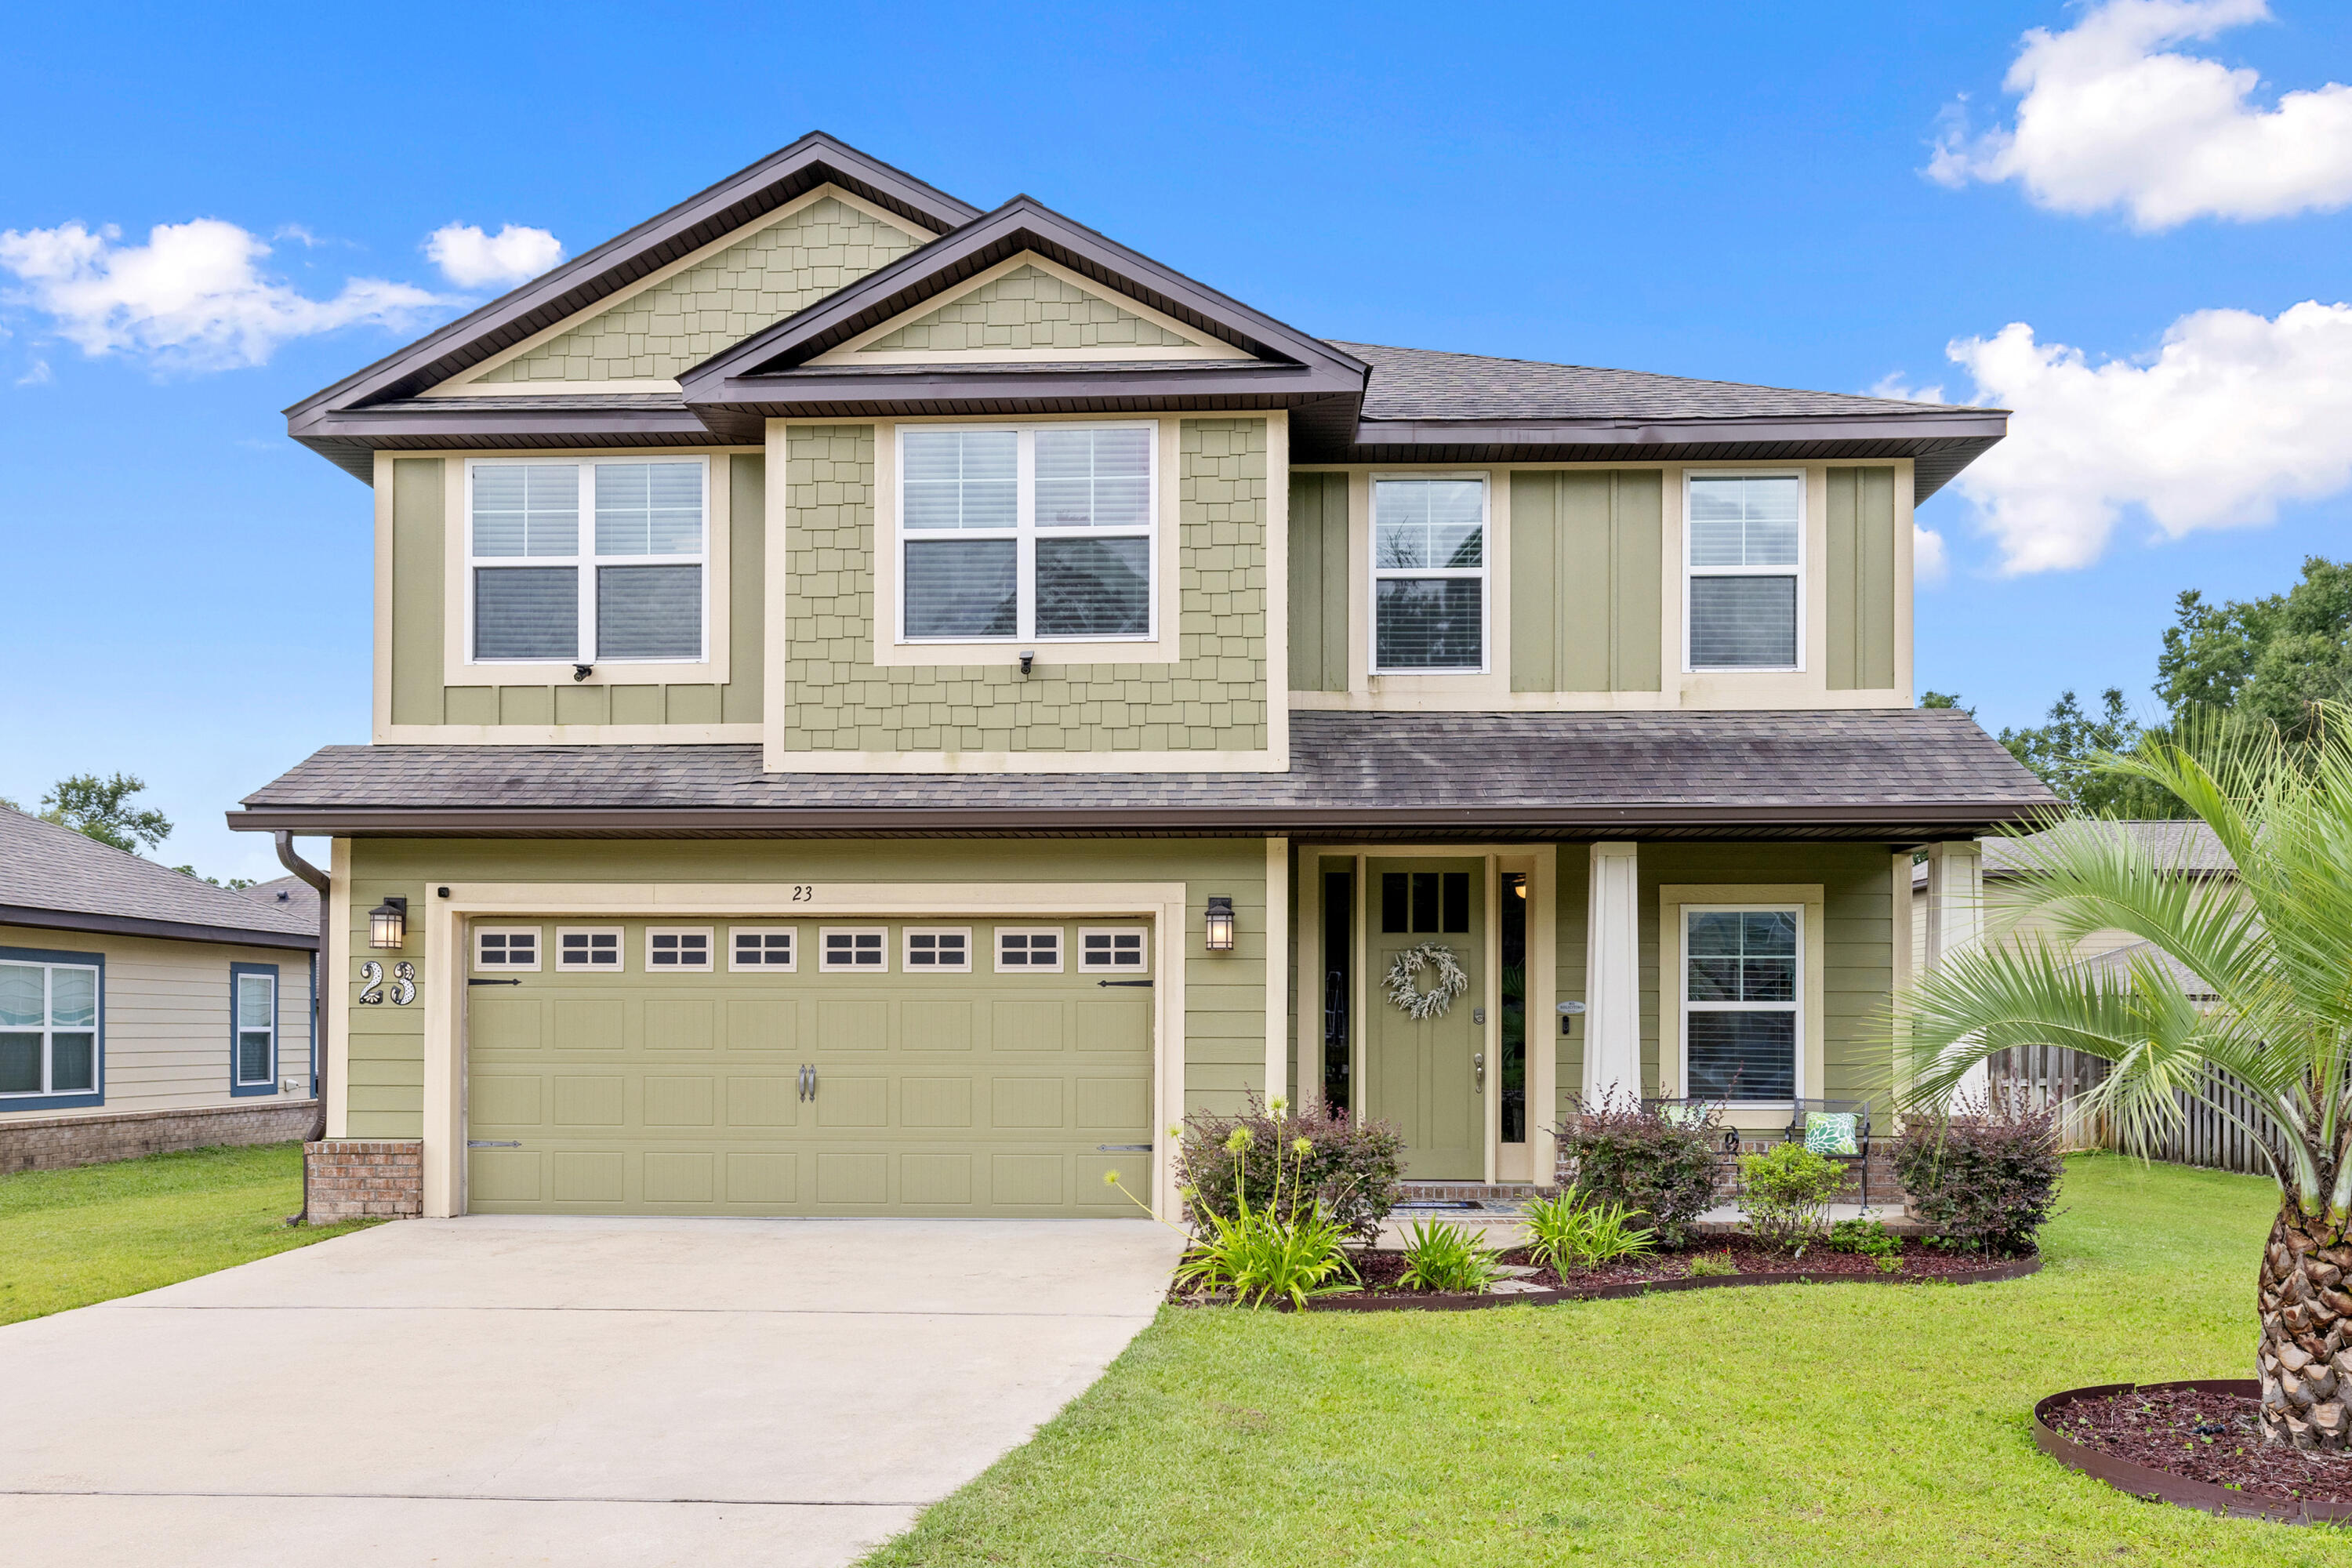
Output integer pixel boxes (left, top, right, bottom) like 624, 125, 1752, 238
1804, 1112, 1858, 1157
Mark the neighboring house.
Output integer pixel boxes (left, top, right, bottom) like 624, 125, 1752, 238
230, 132, 2052, 1223
1, 808, 318, 1172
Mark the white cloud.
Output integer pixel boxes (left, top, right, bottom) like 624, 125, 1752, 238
1930, 0, 2352, 228
1913, 524, 1950, 584
1939, 299, 2352, 572
0, 219, 447, 372
1867, 372, 1947, 404
15, 358, 50, 386
424, 223, 563, 289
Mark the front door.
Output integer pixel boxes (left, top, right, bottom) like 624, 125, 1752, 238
1365, 858, 1484, 1179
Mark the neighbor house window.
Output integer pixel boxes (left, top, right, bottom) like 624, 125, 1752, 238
468, 459, 707, 664
0, 956, 100, 1102
898, 424, 1154, 642
1373, 477, 1486, 671
230, 965, 277, 1093
1682, 908, 1798, 1102
1686, 473, 1801, 670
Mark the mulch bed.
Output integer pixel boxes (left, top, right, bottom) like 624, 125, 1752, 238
1345, 1240, 2021, 1294
2042, 1384, 2352, 1512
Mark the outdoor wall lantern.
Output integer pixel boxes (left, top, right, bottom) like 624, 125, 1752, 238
1203, 895, 1236, 953
368, 895, 409, 950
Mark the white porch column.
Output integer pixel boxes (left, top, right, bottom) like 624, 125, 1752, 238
1923, 840, 1987, 1106
1584, 841, 1642, 1104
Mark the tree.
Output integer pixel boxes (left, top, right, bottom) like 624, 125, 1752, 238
1996, 688, 2186, 818
1918, 691, 1974, 716
2158, 557, 2352, 739
172, 865, 256, 891
34, 774, 172, 854
1896, 713, 2352, 1452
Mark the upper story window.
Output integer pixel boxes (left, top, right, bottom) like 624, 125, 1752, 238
0, 957, 98, 1098
1686, 473, 1801, 670
898, 424, 1154, 642
467, 459, 707, 664
1373, 477, 1486, 672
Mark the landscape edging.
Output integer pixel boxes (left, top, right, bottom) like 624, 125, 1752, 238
1294, 1252, 2042, 1312
2031, 1378, 2352, 1526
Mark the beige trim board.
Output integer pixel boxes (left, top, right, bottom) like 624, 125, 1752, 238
809, 249, 1254, 365
426, 379, 684, 397
326, 838, 351, 1140
1286, 688, 1911, 713
763, 746, 1287, 774
1656, 882, 1826, 1131
426, 183, 923, 392
1265, 837, 1288, 1110
419, 879, 1192, 1222
375, 722, 761, 745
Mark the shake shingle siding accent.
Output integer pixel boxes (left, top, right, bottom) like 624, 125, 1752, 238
778, 419, 1269, 757
234, 710, 2054, 837
859, 265, 1192, 354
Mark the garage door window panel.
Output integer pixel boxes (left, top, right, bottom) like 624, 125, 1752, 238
903, 928, 972, 972
729, 927, 797, 971
1078, 928, 1149, 973
556, 927, 624, 972
647, 928, 713, 971
474, 927, 542, 971
994, 928, 1064, 972
821, 927, 889, 973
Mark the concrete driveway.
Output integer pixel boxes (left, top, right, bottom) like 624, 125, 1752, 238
0, 1216, 1182, 1567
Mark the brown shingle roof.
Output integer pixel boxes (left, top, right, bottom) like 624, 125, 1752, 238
0, 807, 317, 946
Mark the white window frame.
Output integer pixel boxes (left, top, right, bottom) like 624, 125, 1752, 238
463, 456, 711, 669
902, 926, 974, 973
554, 926, 626, 973
644, 927, 715, 972
472, 926, 543, 972
1369, 473, 1491, 676
993, 927, 1065, 973
1076, 926, 1150, 974
233, 970, 278, 1088
1682, 468, 1806, 674
0, 959, 102, 1099
728, 927, 798, 972
893, 422, 1158, 646
1678, 903, 1802, 1109
818, 926, 891, 974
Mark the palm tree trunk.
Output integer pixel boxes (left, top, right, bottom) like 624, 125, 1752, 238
2257, 1202, 2352, 1450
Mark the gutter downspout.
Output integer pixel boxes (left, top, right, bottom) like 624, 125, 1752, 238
275, 832, 332, 1224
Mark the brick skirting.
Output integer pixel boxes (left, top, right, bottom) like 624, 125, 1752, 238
0, 1099, 321, 1174
304, 1139, 423, 1224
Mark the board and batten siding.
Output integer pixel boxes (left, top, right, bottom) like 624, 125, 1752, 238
1287, 471, 1348, 692
0, 924, 314, 1119
386, 453, 765, 729
779, 419, 1270, 756
1824, 466, 1898, 691
1508, 470, 1665, 694
337, 837, 1272, 1140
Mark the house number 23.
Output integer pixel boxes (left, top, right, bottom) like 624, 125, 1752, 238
358, 960, 416, 1006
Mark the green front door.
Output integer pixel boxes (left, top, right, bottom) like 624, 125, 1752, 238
1365, 859, 1485, 1179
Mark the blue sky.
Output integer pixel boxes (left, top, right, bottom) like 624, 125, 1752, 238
5, 1, 2351, 881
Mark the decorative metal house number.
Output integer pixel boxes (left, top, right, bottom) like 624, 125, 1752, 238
357, 960, 418, 1006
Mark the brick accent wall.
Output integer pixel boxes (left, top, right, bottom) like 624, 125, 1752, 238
0, 1100, 319, 1174
304, 1139, 423, 1224
780, 417, 1269, 757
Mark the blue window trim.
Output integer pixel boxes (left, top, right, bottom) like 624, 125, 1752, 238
0, 944, 106, 1113
228, 961, 279, 1099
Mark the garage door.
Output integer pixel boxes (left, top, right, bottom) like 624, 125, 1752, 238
462, 916, 1155, 1216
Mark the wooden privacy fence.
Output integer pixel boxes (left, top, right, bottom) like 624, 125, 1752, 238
1986, 1045, 2280, 1178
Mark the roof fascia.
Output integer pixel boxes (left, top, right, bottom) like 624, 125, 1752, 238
0, 902, 318, 950
678, 196, 1369, 401
1352, 409, 2009, 448
286, 134, 982, 430
295, 405, 713, 441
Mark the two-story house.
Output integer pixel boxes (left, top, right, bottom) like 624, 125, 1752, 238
230, 133, 2052, 1223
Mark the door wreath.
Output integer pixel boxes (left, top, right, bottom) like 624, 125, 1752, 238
1384, 942, 1470, 1020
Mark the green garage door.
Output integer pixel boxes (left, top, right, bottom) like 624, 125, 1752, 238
463, 916, 1155, 1216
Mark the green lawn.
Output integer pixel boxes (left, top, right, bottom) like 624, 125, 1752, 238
0, 1142, 377, 1327
865, 1156, 2336, 1567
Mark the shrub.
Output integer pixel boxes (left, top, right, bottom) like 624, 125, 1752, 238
1826, 1217, 1902, 1263
1521, 1183, 1656, 1273
1176, 1097, 1403, 1245
1894, 1099, 2064, 1255
1553, 1091, 1722, 1247
1739, 1142, 1845, 1254
1686, 1251, 1739, 1277
1396, 1218, 1504, 1293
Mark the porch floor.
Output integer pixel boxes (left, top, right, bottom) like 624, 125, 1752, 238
1371, 1201, 1922, 1251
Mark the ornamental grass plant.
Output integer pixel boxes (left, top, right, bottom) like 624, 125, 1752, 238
1395, 1218, 1504, 1293
1519, 1184, 1657, 1273
1174, 1096, 1403, 1245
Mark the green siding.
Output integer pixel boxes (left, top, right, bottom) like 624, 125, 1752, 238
480, 197, 920, 383
1826, 466, 1898, 691
860, 264, 1189, 354
386, 455, 762, 729
1508, 470, 1662, 693
339, 837, 1272, 1139
780, 420, 1270, 756
1287, 471, 1349, 692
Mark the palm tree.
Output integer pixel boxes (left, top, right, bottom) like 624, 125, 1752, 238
1897, 715, 2352, 1454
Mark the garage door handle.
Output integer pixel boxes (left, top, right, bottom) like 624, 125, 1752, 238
798, 1064, 815, 1102
467, 1139, 521, 1149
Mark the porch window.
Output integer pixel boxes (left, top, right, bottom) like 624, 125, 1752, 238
0, 957, 99, 1100
899, 424, 1155, 643
468, 459, 707, 664
1373, 477, 1486, 670
1682, 908, 1798, 1102
1686, 474, 1800, 670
